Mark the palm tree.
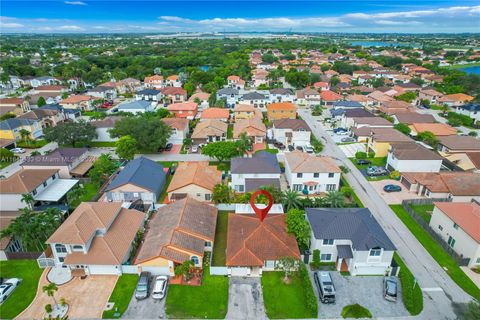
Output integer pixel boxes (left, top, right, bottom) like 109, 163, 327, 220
259, 185, 283, 203
281, 190, 302, 211
43, 283, 58, 307
441, 104, 449, 116
21, 193, 35, 210
19, 129, 31, 144
67, 186, 86, 207
236, 132, 252, 155
324, 191, 345, 208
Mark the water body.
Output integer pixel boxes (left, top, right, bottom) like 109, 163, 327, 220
459, 66, 480, 75
350, 41, 419, 48
200, 65, 210, 71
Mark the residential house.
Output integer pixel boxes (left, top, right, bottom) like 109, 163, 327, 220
306, 208, 396, 275
365, 127, 413, 157
60, 95, 94, 111
0, 169, 78, 211
267, 102, 296, 121
379, 100, 413, 115
34, 85, 67, 96
443, 152, 480, 172
233, 117, 267, 144
191, 119, 228, 145
409, 123, 457, 137
167, 162, 221, 202
144, 75, 165, 89
217, 88, 240, 108
117, 100, 155, 114
167, 102, 198, 120
91, 116, 122, 142
160, 87, 187, 104
320, 90, 343, 107
231, 151, 281, 192
234, 104, 261, 121
269, 88, 295, 103
393, 83, 420, 94
438, 93, 474, 107
29, 76, 60, 88
100, 81, 127, 94
296, 88, 321, 106
41, 104, 81, 121
437, 135, 480, 154
21, 148, 93, 178
135, 197, 217, 275
429, 201, 480, 268
252, 69, 269, 87
0, 211, 23, 260
46, 202, 145, 275
400, 172, 480, 201
226, 210, 300, 276
284, 151, 341, 194
240, 92, 269, 111
104, 157, 167, 204
392, 113, 436, 125
332, 101, 363, 111
352, 117, 393, 129
162, 118, 189, 145
454, 104, 480, 125
200, 108, 230, 122
340, 108, 374, 128
0, 98, 30, 116
120, 78, 142, 92
166, 75, 182, 87
87, 86, 117, 100
386, 142, 443, 173
418, 88, 443, 105
227, 75, 246, 90
366, 91, 395, 108
17, 108, 65, 129
0, 118, 43, 141
135, 89, 162, 102
188, 92, 210, 111
313, 82, 330, 91
271, 118, 311, 147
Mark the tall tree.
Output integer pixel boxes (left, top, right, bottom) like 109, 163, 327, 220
235, 132, 252, 155
324, 191, 345, 208
37, 96, 46, 107
115, 135, 137, 160
19, 129, 31, 143
88, 154, 119, 186
201, 141, 240, 162
44, 121, 97, 147
281, 190, 302, 212
285, 208, 311, 248
42, 283, 58, 306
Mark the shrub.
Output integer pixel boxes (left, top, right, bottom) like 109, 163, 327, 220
447, 118, 462, 127
341, 186, 353, 199
341, 304, 372, 318
45, 304, 52, 314
0, 148, 15, 161
355, 151, 367, 159
389, 170, 401, 180
299, 263, 318, 316
367, 151, 375, 158
310, 249, 321, 270
339, 165, 350, 174
469, 131, 478, 137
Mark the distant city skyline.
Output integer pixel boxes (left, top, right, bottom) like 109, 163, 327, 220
1, 1, 479, 33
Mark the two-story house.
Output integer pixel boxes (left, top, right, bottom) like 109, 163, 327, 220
160, 87, 187, 104
135, 89, 163, 102
162, 118, 189, 145
271, 118, 311, 147
217, 88, 240, 108
0, 118, 44, 141
191, 119, 228, 146
454, 103, 480, 125
386, 142, 443, 173
267, 102, 297, 121
167, 102, 198, 119
269, 88, 296, 103
240, 92, 269, 111
231, 151, 281, 193
87, 86, 117, 100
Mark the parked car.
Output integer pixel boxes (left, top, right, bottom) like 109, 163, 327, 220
303, 145, 314, 154
135, 272, 151, 300
164, 143, 173, 151
383, 277, 398, 302
0, 278, 21, 304
314, 271, 336, 304
273, 141, 285, 150
191, 145, 198, 153
333, 128, 348, 134
11, 148, 25, 154
296, 146, 303, 151
356, 159, 371, 165
367, 166, 387, 176
341, 137, 356, 143
288, 145, 295, 152
152, 276, 169, 300
383, 185, 402, 192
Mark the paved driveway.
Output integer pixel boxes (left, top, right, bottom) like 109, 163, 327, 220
226, 277, 267, 320
310, 271, 408, 319
338, 143, 365, 158
370, 179, 424, 204
121, 284, 166, 319
17, 270, 117, 319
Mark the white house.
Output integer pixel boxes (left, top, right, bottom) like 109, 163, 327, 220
135, 89, 163, 102
386, 143, 443, 173
240, 92, 269, 111
284, 151, 341, 194
271, 119, 311, 147
230, 151, 281, 193
87, 86, 117, 100
455, 104, 480, 125
162, 117, 189, 145
306, 208, 396, 276
91, 117, 122, 142
116, 100, 155, 114
217, 88, 240, 108
269, 88, 296, 103
429, 201, 480, 268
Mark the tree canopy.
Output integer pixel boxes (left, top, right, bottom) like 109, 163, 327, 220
44, 120, 97, 147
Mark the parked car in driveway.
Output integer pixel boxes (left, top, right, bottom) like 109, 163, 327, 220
0, 278, 21, 304
152, 276, 168, 300
288, 145, 295, 152
341, 137, 355, 143
367, 166, 388, 176
164, 143, 173, 151
333, 128, 348, 134
273, 142, 285, 150
383, 277, 398, 302
356, 159, 371, 165
191, 145, 198, 153
135, 272, 151, 300
383, 185, 402, 192
314, 272, 336, 304
11, 148, 25, 154
303, 145, 314, 154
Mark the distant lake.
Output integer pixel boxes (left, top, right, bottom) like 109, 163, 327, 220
459, 66, 480, 75
350, 41, 419, 48
200, 65, 210, 71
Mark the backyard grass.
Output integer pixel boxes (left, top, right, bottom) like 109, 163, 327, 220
390, 205, 480, 300
16, 139, 48, 149
102, 274, 138, 319
409, 204, 434, 223
71, 182, 100, 208
0, 260, 44, 319
165, 267, 229, 319
262, 271, 317, 319
393, 253, 423, 315
159, 174, 173, 203
341, 304, 372, 318
340, 176, 364, 208
212, 211, 228, 266
157, 161, 178, 168
209, 161, 231, 171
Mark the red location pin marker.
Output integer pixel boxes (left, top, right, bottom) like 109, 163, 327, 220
250, 190, 273, 222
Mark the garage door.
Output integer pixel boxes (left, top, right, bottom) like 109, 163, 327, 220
171, 193, 187, 201
401, 177, 411, 189
230, 267, 251, 277
139, 266, 171, 276
88, 265, 120, 275
354, 266, 386, 276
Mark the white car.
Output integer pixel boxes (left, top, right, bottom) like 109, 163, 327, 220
191, 145, 198, 153
152, 276, 168, 300
0, 278, 21, 304
303, 146, 314, 154
11, 148, 25, 154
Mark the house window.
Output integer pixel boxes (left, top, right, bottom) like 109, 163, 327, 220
328, 173, 335, 178
43, 181, 47, 187
438, 225, 443, 231
72, 245, 83, 252
32, 189, 37, 196
236, 185, 244, 192
55, 244, 67, 253
51, 175, 56, 180
476, 257, 480, 264
196, 193, 201, 197
453, 223, 459, 230
205, 194, 211, 201
320, 254, 332, 261
326, 184, 336, 191
447, 236, 456, 248
314, 173, 320, 178
322, 239, 334, 245
369, 248, 382, 257
191, 256, 200, 265
293, 184, 302, 191
205, 241, 212, 248
297, 173, 303, 178
58, 257, 64, 263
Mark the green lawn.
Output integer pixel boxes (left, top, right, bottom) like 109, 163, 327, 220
212, 211, 228, 266
227, 124, 233, 139
393, 253, 423, 315
102, 274, 138, 319
351, 157, 389, 181
16, 139, 48, 149
340, 176, 364, 208
0, 260, 44, 319
71, 182, 99, 208
156, 161, 178, 168
341, 304, 372, 318
409, 204, 434, 223
165, 267, 229, 319
88, 141, 117, 148
390, 205, 480, 300
0, 159, 17, 169
262, 271, 317, 319
159, 174, 173, 203
208, 161, 231, 172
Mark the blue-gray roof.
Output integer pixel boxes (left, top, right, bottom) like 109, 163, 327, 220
457, 103, 480, 112
117, 100, 152, 110
242, 92, 266, 100
105, 157, 166, 196
306, 208, 396, 251
0, 118, 38, 130
333, 101, 363, 108
217, 88, 239, 95
231, 151, 281, 174
330, 109, 346, 117
137, 89, 161, 95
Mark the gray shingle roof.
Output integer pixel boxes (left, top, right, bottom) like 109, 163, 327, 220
105, 157, 166, 196
270, 88, 294, 95
457, 103, 480, 112
117, 100, 151, 110
333, 101, 363, 108
137, 89, 161, 95
22, 148, 88, 166
242, 92, 266, 100
217, 88, 239, 95
231, 151, 281, 174
0, 118, 38, 130
306, 208, 396, 251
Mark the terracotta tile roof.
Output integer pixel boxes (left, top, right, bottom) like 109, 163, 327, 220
167, 75, 179, 80
320, 90, 342, 101
434, 202, 480, 242
438, 135, 480, 151
438, 93, 474, 103
201, 108, 230, 120
401, 172, 480, 195
61, 95, 93, 104
267, 102, 296, 111
0, 169, 59, 194
161, 87, 186, 95
390, 142, 443, 161
353, 117, 392, 126
226, 214, 300, 267
162, 117, 189, 131
466, 152, 480, 169
144, 75, 164, 82
346, 94, 370, 102
0, 98, 25, 105
410, 123, 457, 136
167, 162, 221, 193
272, 119, 311, 131
367, 128, 413, 143
167, 102, 197, 111
233, 117, 266, 139
192, 119, 227, 139
36, 85, 65, 91
135, 198, 217, 264
91, 116, 123, 128
234, 104, 255, 112
394, 113, 436, 125
285, 151, 341, 173
188, 92, 210, 101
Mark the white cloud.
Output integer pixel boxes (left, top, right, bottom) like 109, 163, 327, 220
64, 1, 87, 5
58, 25, 85, 31
0, 22, 24, 28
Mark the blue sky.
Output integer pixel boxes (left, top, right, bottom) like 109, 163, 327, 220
1, 1, 479, 33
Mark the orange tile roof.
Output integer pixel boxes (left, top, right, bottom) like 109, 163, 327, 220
285, 151, 341, 173
434, 202, 480, 242
161, 87, 186, 95
192, 119, 228, 139
438, 93, 474, 103
267, 102, 296, 111
200, 107, 230, 120
233, 117, 266, 138
167, 75, 179, 80
320, 90, 343, 101
410, 123, 457, 136
0, 169, 59, 194
188, 92, 210, 102
61, 95, 93, 104
313, 82, 329, 89
167, 162, 221, 193
226, 214, 300, 267
36, 85, 65, 91
144, 75, 164, 83
167, 102, 197, 111
162, 117, 189, 130
0, 98, 24, 105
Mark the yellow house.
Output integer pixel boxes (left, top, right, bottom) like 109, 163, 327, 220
365, 128, 413, 157
134, 197, 218, 276
0, 118, 44, 140
267, 102, 297, 121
